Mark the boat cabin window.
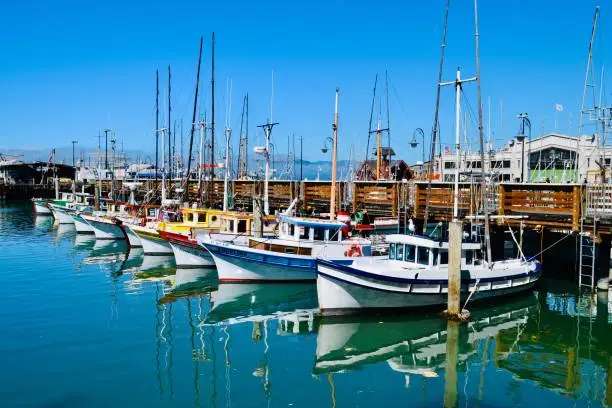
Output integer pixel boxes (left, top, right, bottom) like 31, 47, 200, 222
396, 243, 404, 261
389, 243, 396, 259
404, 245, 415, 262
227, 220, 235, 233
298, 226, 308, 239
210, 215, 218, 223
417, 247, 430, 265
465, 250, 473, 265
186, 212, 194, 223
313, 228, 326, 241
433, 249, 449, 265
237, 219, 247, 233
147, 208, 156, 218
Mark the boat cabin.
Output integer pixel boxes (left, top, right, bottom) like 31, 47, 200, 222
278, 216, 348, 243
386, 234, 483, 268
181, 208, 226, 229
219, 213, 277, 235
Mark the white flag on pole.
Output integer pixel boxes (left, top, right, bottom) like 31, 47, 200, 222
554, 103, 564, 112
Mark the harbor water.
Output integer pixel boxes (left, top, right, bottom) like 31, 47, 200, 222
1, 201, 611, 407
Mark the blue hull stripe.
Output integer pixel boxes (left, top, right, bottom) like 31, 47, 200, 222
317, 259, 541, 286
203, 242, 353, 270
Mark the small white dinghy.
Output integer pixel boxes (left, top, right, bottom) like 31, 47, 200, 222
316, 234, 541, 315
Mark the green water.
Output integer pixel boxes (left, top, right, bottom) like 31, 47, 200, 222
1, 202, 611, 407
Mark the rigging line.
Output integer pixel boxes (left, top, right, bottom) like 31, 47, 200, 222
365, 74, 378, 181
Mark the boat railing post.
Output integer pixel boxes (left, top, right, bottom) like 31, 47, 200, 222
447, 220, 463, 318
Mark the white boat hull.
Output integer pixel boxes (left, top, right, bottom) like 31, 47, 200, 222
72, 214, 94, 234
202, 240, 320, 281
316, 260, 541, 315
33, 202, 52, 215
83, 216, 126, 240
170, 241, 214, 268
50, 206, 74, 224
121, 224, 142, 248
133, 230, 173, 255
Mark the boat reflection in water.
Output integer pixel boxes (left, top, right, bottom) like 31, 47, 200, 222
119, 248, 144, 274
158, 268, 218, 304
83, 239, 128, 265
314, 293, 538, 383
205, 282, 318, 326
55, 223, 75, 241
131, 255, 176, 284
34, 215, 54, 231
73, 234, 96, 251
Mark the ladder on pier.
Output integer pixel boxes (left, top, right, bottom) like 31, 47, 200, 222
578, 218, 597, 291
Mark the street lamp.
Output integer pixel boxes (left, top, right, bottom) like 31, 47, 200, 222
410, 128, 425, 163
71, 140, 78, 167
516, 113, 531, 183
321, 137, 333, 154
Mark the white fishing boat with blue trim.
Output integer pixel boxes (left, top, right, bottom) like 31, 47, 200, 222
316, 234, 541, 315
199, 215, 372, 282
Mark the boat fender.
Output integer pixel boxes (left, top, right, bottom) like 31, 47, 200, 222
346, 244, 362, 257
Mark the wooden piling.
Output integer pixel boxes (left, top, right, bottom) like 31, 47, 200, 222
447, 220, 463, 317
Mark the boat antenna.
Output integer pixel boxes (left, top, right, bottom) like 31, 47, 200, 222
182, 36, 204, 203
364, 74, 378, 181
474, 0, 492, 263
168, 65, 172, 180
155, 70, 159, 185
385, 69, 391, 163
423, 0, 450, 229
209, 31, 216, 205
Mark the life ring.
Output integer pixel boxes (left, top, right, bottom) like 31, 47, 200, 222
347, 244, 362, 257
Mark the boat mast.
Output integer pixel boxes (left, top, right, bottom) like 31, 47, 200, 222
198, 118, 205, 191
424, 0, 450, 228
330, 87, 340, 220
257, 121, 279, 215
209, 32, 216, 204
364, 74, 378, 181
182, 36, 204, 203
155, 70, 159, 185
474, 0, 492, 263
223, 79, 232, 211
168, 65, 172, 180
376, 118, 382, 179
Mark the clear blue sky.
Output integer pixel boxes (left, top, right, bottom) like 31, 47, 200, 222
0, 0, 608, 164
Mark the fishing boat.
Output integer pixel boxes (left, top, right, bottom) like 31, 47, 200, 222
48, 203, 75, 224
32, 198, 52, 215
81, 213, 126, 240
199, 215, 372, 281
71, 212, 94, 234
163, 212, 277, 268
128, 207, 228, 256
115, 205, 162, 248
316, 233, 541, 314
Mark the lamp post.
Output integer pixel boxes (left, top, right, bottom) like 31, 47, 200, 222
71, 140, 78, 167
516, 113, 531, 183
410, 128, 425, 163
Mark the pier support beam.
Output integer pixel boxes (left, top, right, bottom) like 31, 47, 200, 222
447, 220, 463, 318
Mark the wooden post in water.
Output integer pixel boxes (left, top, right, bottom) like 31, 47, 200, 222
447, 220, 463, 317
443, 319, 459, 408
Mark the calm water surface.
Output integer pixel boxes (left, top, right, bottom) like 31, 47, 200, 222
1, 202, 611, 407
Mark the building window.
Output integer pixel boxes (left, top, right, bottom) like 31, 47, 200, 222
444, 161, 456, 169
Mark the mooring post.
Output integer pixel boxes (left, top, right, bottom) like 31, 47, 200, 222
443, 319, 460, 408
447, 220, 463, 318
54, 177, 59, 200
